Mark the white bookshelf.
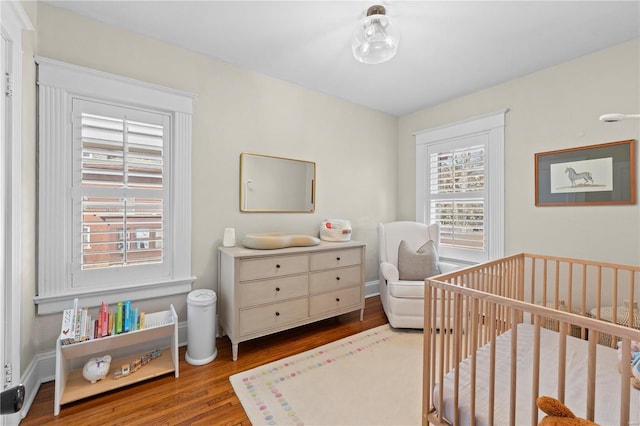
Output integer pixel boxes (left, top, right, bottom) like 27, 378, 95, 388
54, 304, 179, 415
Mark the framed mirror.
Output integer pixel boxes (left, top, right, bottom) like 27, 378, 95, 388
240, 153, 316, 212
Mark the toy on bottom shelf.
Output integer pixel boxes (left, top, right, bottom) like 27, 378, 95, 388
616, 340, 640, 390
82, 355, 112, 384
113, 349, 161, 380
536, 395, 598, 426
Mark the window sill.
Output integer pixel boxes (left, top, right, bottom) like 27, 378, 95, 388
33, 276, 196, 315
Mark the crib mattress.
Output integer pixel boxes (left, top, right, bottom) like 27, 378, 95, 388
432, 323, 640, 425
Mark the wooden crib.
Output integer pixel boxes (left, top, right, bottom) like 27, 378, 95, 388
422, 253, 640, 426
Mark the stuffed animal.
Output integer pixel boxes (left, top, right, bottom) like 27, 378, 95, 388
537, 396, 598, 426
617, 341, 640, 390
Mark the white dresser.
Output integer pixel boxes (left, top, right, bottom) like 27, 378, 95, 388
218, 240, 366, 360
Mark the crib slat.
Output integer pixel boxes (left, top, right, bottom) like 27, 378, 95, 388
470, 298, 478, 426
582, 264, 587, 320
437, 288, 445, 423
542, 260, 548, 307
611, 270, 618, 348
554, 259, 560, 308
629, 271, 635, 329
531, 316, 541, 426
557, 322, 567, 402
567, 262, 574, 316
488, 302, 496, 426
453, 293, 463, 426
509, 308, 518, 426
423, 285, 432, 426
620, 339, 631, 426
586, 332, 597, 421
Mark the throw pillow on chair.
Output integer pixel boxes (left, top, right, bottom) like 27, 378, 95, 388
397, 240, 440, 280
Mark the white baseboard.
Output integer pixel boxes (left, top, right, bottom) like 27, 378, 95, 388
19, 350, 54, 420
364, 279, 380, 298
18, 320, 189, 419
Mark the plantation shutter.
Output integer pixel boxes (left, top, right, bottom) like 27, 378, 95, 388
428, 141, 486, 253
75, 101, 167, 272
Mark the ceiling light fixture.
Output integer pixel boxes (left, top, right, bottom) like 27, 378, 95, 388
599, 113, 640, 122
352, 5, 399, 65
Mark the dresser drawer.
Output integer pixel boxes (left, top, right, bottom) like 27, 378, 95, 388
309, 265, 362, 294
239, 298, 309, 336
309, 286, 361, 316
240, 275, 309, 308
239, 255, 308, 281
309, 248, 361, 271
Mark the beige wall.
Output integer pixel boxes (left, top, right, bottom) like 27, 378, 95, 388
25, 2, 398, 355
399, 38, 640, 266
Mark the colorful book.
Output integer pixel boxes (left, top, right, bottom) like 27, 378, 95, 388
91, 318, 98, 340
59, 308, 75, 344
133, 307, 139, 330
101, 302, 109, 337
73, 298, 81, 343
123, 300, 131, 332
116, 302, 123, 334
109, 309, 114, 336
139, 312, 145, 329
79, 308, 88, 341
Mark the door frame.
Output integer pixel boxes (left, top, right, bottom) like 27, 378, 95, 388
1, 1, 32, 423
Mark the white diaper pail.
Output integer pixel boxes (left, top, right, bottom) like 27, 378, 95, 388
185, 289, 217, 365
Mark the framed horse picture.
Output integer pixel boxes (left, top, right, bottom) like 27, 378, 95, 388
535, 139, 636, 206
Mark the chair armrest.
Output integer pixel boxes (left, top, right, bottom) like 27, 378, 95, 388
380, 261, 399, 282
438, 261, 460, 274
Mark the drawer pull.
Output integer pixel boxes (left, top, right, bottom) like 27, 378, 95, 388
336, 257, 341, 261
275, 311, 280, 317
336, 298, 341, 302
336, 276, 340, 281
276, 264, 281, 269
275, 287, 280, 292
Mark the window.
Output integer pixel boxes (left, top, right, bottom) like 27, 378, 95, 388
429, 142, 486, 252
74, 101, 167, 278
36, 57, 195, 314
416, 110, 506, 263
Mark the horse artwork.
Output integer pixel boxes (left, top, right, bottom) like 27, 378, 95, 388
565, 167, 593, 187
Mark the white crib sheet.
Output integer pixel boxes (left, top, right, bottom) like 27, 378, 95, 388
432, 323, 640, 425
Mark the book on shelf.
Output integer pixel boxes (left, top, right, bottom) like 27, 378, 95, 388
73, 298, 81, 343
79, 308, 88, 341
123, 300, 131, 333
101, 302, 109, 337
59, 308, 76, 345
116, 301, 123, 334
59, 298, 147, 345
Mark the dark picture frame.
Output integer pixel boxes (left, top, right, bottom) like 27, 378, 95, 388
535, 139, 636, 206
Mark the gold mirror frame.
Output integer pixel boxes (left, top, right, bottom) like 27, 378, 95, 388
239, 153, 316, 213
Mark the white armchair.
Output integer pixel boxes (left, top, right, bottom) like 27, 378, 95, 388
377, 221, 459, 329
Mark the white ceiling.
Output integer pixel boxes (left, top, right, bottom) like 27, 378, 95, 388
45, 1, 640, 116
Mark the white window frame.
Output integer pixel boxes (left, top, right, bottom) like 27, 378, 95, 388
35, 57, 195, 314
415, 110, 507, 263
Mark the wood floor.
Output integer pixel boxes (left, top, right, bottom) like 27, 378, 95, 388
22, 296, 388, 425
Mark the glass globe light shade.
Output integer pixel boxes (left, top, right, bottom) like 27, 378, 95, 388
351, 7, 399, 65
